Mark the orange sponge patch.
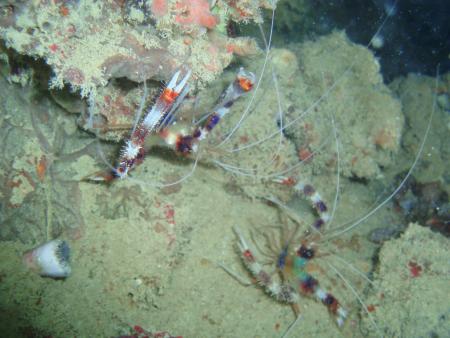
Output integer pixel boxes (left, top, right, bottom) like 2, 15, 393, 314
175, 0, 218, 29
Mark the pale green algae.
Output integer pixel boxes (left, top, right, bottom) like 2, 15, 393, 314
0, 14, 449, 338
0, 0, 263, 142
361, 223, 450, 337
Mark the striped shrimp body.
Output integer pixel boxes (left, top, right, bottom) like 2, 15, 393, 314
232, 178, 349, 333
113, 68, 192, 179
226, 63, 437, 337
85, 2, 439, 337
89, 67, 256, 184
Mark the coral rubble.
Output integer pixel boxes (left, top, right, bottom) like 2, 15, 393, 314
0, 0, 266, 136
361, 223, 450, 337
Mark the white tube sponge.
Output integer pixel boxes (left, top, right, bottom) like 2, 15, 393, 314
23, 239, 71, 278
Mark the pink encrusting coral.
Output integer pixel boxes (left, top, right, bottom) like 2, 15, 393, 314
174, 0, 218, 29
151, 0, 169, 17
0, 0, 268, 140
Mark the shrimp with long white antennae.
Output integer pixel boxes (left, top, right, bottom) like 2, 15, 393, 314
112, 69, 192, 180
87, 67, 255, 185
230, 181, 349, 328
84, 1, 441, 336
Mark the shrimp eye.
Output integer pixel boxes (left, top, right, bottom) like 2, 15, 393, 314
297, 245, 314, 259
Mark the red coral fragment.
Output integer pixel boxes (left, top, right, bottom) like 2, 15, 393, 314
408, 261, 422, 278
298, 147, 313, 162
174, 0, 218, 29
49, 43, 58, 52
367, 304, 376, 312
59, 5, 70, 16
164, 204, 175, 225
133, 325, 145, 334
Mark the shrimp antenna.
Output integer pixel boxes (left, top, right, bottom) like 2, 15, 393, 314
323, 64, 439, 241
217, 2, 276, 146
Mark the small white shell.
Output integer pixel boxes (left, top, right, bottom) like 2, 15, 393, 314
23, 239, 71, 278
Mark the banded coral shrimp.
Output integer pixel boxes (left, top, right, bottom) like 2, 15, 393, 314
79, 2, 445, 337
187, 4, 445, 338
0, 1, 448, 338
217, 69, 439, 337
